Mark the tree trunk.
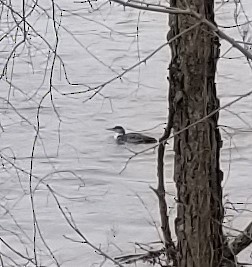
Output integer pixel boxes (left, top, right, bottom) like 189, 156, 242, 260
168, 1, 224, 266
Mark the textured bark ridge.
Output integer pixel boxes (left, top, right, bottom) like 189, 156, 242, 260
169, 1, 224, 266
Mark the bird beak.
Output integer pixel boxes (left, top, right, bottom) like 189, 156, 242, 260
106, 128, 114, 131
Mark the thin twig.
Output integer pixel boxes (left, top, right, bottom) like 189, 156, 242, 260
47, 185, 125, 267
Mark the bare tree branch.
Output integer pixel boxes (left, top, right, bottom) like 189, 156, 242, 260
47, 185, 126, 267
110, 0, 252, 61
111, 0, 191, 14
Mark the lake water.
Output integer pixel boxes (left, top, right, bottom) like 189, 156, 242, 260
0, 1, 252, 266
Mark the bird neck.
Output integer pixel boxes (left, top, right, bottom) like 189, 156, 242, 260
114, 132, 124, 140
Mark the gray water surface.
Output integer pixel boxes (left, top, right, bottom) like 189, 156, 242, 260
0, 1, 252, 266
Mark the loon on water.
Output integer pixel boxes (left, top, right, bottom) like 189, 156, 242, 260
107, 126, 157, 144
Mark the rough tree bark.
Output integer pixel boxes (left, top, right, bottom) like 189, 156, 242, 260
168, 1, 224, 266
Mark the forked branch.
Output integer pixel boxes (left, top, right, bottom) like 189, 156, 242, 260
110, 0, 252, 61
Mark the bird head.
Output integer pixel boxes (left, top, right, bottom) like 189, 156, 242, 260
106, 126, 125, 135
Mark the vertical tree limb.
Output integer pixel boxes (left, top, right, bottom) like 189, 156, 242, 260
152, 78, 177, 265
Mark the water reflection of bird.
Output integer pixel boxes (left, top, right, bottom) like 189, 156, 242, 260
107, 126, 157, 144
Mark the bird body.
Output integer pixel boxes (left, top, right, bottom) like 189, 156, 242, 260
107, 126, 157, 144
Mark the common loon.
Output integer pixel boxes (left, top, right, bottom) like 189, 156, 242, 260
107, 126, 157, 144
